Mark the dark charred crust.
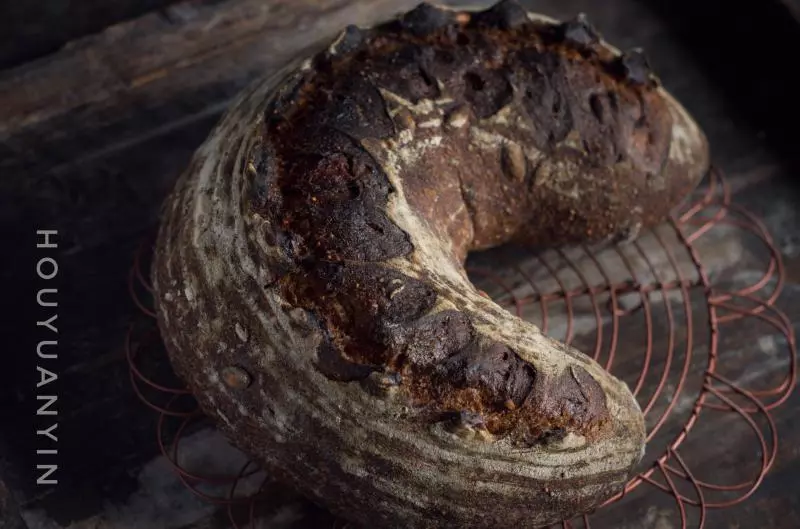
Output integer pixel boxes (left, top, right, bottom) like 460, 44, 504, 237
540, 427, 568, 444
313, 262, 438, 332
513, 49, 574, 148
276, 147, 412, 262
462, 67, 514, 119
366, 45, 441, 103
275, 231, 304, 262
472, 0, 529, 30
330, 25, 365, 56
589, 93, 605, 123
488, 363, 613, 446
615, 48, 655, 86
265, 70, 311, 123
389, 310, 474, 368
540, 366, 611, 431
444, 410, 489, 435
560, 13, 601, 47
285, 261, 441, 371
316, 333, 379, 382
399, 3, 457, 36
439, 342, 535, 408
320, 76, 395, 140
250, 1, 698, 444
311, 313, 379, 382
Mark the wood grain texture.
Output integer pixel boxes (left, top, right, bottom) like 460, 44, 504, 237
1, 0, 798, 527
0, 0, 184, 70
0, 0, 424, 176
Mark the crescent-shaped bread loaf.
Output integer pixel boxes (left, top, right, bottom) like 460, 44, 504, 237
152, 2, 709, 527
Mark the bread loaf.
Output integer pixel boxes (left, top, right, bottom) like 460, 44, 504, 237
152, 2, 709, 527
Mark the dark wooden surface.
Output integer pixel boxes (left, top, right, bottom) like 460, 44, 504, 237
0, 0, 183, 70
2, 0, 799, 528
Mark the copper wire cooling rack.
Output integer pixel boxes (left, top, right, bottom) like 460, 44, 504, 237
127, 168, 796, 529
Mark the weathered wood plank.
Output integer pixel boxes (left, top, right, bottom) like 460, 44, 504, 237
0, 0, 182, 70
0, 0, 423, 176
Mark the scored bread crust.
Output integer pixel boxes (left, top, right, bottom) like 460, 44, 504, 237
152, 2, 709, 527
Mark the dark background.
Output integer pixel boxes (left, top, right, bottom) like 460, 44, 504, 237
2, 0, 800, 528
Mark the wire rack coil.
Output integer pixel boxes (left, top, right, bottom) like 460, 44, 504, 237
127, 168, 796, 529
